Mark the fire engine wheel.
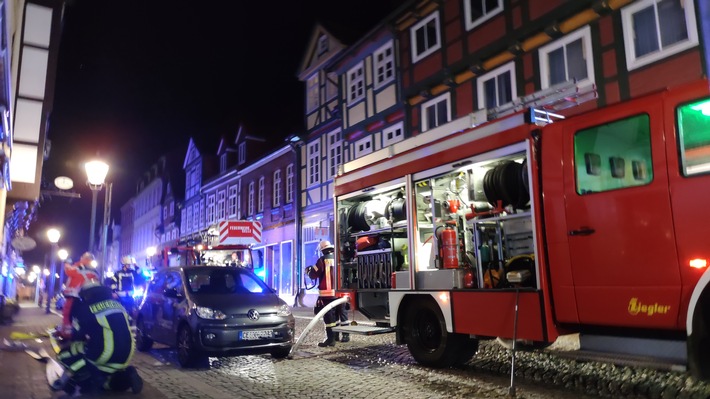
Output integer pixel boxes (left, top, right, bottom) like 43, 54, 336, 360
688, 299, 710, 380
404, 299, 465, 368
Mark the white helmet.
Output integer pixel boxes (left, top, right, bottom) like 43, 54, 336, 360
121, 256, 133, 265
319, 240, 334, 252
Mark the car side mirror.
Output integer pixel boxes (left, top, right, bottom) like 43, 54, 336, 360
164, 287, 183, 299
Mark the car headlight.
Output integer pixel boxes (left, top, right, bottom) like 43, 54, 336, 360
195, 306, 227, 320
276, 304, 292, 317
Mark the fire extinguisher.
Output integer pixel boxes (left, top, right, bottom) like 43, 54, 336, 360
442, 224, 459, 269
464, 267, 475, 288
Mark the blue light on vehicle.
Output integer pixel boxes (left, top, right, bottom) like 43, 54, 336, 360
255, 267, 266, 281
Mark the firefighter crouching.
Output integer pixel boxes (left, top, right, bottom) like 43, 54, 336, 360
111, 257, 140, 318
55, 283, 143, 395
307, 240, 350, 347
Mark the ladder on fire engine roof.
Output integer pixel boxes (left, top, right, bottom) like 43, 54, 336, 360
488, 79, 598, 120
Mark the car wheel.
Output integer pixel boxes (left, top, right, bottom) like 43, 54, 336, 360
135, 318, 153, 352
177, 326, 204, 368
403, 299, 463, 368
271, 346, 291, 359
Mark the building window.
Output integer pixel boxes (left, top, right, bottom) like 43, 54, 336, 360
286, 163, 294, 204
181, 209, 186, 235
192, 203, 199, 231
328, 130, 342, 178
307, 140, 320, 187
347, 62, 365, 104
228, 185, 237, 217
355, 136, 373, 158
621, 0, 698, 71
258, 177, 265, 213
464, 0, 503, 31
273, 170, 282, 207
374, 41, 395, 89
421, 92, 451, 132
217, 190, 226, 221
239, 142, 246, 165
163, 206, 167, 219
236, 181, 241, 219
317, 34, 328, 55
248, 182, 255, 215
410, 11, 441, 63
539, 26, 594, 89
220, 153, 227, 173
200, 199, 205, 227
383, 122, 404, 147
185, 205, 192, 233
477, 62, 516, 110
326, 72, 338, 100
306, 73, 319, 113
170, 201, 174, 216
207, 195, 215, 225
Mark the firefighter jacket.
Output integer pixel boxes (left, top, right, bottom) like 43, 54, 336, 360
63, 263, 100, 298
113, 268, 137, 294
308, 249, 335, 297
67, 286, 135, 374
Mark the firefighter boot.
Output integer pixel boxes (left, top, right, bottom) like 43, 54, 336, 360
333, 332, 340, 341
318, 328, 336, 347
340, 332, 350, 343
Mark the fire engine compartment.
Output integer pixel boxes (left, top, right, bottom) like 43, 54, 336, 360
336, 144, 540, 320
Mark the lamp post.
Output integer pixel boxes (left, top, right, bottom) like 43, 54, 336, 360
46, 228, 61, 314
85, 160, 109, 274
57, 248, 68, 293
286, 134, 304, 304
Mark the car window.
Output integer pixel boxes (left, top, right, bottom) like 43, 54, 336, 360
148, 272, 166, 294
166, 271, 183, 294
185, 268, 269, 294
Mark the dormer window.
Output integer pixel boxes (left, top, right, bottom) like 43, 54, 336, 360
239, 142, 246, 165
220, 153, 227, 173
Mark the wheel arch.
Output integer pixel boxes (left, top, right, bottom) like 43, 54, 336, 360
392, 292, 454, 338
686, 267, 710, 335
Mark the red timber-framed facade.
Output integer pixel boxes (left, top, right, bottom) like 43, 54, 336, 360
392, 0, 709, 136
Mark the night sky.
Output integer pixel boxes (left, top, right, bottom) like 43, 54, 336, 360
24, 0, 404, 267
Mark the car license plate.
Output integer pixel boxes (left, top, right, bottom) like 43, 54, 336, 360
239, 330, 273, 340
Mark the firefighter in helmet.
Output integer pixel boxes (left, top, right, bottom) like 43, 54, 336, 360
111, 256, 139, 316
55, 283, 143, 395
307, 240, 350, 346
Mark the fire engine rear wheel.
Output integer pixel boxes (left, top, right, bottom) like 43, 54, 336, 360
688, 299, 710, 380
404, 299, 464, 368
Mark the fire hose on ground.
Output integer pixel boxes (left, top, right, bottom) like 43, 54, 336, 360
288, 296, 349, 358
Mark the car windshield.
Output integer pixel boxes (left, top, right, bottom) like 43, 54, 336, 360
185, 268, 268, 295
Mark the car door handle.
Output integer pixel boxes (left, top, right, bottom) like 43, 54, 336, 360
569, 227, 595, 236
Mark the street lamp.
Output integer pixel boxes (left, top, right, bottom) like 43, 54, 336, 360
85, 160, 109, 253
46, 228, 60, 314
57, 248, 68, 293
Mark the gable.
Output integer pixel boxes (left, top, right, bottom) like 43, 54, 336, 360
297, 24, 346, 81
183, 138, 201, 169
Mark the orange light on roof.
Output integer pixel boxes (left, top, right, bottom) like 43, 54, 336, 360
689, 259, 707, 269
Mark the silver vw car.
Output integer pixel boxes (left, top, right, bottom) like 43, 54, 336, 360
135, 266, 295, 367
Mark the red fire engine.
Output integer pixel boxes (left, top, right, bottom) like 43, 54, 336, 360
333, 79, 710, 380
168, 221, 262, 269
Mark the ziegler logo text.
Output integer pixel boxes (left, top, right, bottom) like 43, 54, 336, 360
627, 297, 670, 316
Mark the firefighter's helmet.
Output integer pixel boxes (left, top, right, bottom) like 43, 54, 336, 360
319, 240, 334, 252
121, 256, 133, 265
